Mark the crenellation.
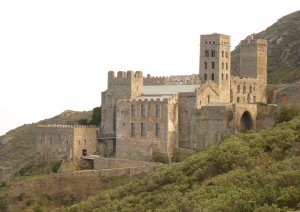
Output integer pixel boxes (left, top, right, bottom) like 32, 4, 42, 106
36, 32, 267, 166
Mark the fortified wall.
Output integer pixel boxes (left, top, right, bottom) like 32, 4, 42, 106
116, 95, 179, 161
36, 125, 99, 163
144, 74, 201, 85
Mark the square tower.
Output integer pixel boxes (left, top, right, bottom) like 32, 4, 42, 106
199, 33, 231, 102
240, 36, 268, 103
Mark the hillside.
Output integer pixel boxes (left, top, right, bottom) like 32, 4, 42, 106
65, 116, 300, 211
232, 10, 300, 84
0, 110, 92, 180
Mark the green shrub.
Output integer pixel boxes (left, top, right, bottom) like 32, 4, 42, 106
274, 106, 300, 124
151, 151, 169, 164
52, 161, 62, 173
0, 182, 6, 187
17, 192, 25, 201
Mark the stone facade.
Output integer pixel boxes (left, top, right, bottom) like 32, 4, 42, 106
36, 125, 99, 163
36, 33, 268, 165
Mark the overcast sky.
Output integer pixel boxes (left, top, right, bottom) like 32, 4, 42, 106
0, 0, 299, 135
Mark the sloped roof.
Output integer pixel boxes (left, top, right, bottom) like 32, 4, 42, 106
143, 85, 200, 95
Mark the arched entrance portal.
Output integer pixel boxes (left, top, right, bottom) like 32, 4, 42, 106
240, 111, 253, 133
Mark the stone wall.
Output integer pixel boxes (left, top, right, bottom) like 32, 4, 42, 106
36, 125, 99, 163
231, 76, 257, 103
144, 74, 200, 86
115, 95, 179, 161
274, 81, 300, 108
191, 103, 234, 150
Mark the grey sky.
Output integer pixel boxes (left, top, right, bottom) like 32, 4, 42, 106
0, 0, 299, 135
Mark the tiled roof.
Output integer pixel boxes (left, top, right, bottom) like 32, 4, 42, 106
143, 85, 200, 95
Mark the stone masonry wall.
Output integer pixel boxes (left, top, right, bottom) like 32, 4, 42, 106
116, 95, 179, 161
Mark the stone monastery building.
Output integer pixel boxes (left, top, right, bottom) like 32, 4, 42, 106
36, 33, 267, 163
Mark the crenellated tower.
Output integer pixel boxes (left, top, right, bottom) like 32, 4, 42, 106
199, 33, 231, 102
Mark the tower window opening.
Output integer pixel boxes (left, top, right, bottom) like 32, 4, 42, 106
212, 62, 215, 69
208, 95, 210, 103
211, 50, 216, 57
204, 73, 207, 80
237, 85, 241, 93
141, 105, 146, 117
155, 123, 160, 136
131, 105, 136, 117
204, 62, 207, 69
226, 63, 228, 70
204, 50, 209, 57
237, 97, 240, 103
131, 123, 136, 136
141, 123, 146, 136
250, 86, 252, 93
243, 86, 246, 94
222, 62, 224, 70
211, 73, 214, 81
226, 74, 228, 80
222, 51, 224, 58
222, 74, 224, 80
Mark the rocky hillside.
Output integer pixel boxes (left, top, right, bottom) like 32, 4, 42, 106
0, 110, 92, 180
232, 10, 300, 84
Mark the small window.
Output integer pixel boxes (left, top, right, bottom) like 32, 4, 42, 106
222, 74, 224, 80
84, 140, 87, 145
211, 73, 214, 81
226, 74, 228, 80
131, 105, 135, 117
222, 62, 224, 70
243, 86, 246, 94
155, 123, 160, 136
204, 50, 209, 57
141, 123, 146, 136
212, 62, 215, 69
237, 85, 241, 93
222, 51, 224, 58
208, 95, 210, 103
226, 63, 228, 70
204, 74, 207, 80
131, 123, 136, 136
250, 86, 252, 93
141, 105, 146, 117
237, 97, 240, 103
211, 50, 215, 57
204, 62, 208, 69
156, 105, 160, 117
253, 96, 256, 103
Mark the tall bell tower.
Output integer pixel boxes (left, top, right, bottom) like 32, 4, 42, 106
199, 33, 231, 102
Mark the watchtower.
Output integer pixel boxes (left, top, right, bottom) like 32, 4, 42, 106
240, 36, 267, 103
199, 33, 231, 102
100, 71, 143, 156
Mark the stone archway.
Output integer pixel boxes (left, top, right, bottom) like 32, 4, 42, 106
240, 111, 253, 132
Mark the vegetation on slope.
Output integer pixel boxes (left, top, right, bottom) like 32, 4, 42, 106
232, 10, 300, 84
0, 110, 93, 180
65, 116, 300, 211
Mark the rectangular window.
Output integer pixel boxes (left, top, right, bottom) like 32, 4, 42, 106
156, 105, 160, 117
204, 50, 209, 57
131, 105, 135, 117
155, 123, 160, 136
141, 105, 146, 117
212, 62, 215, 69
226, 63, 228, 70
222, 50, 224, 58
204, 62, 207, 69
131, 123, 136, 136
141, 123, 146, 136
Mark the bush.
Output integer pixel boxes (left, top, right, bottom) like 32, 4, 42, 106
52, 161, 62, 173
151, 152, 169, 164
0, 182, 6, 187
275, 106, 300, 124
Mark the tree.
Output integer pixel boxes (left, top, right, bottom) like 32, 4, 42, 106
89, 107, 101, 126
274, 106, 300, 124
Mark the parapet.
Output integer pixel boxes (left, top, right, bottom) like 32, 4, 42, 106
37, 125, 99, 129
240, 35, 267, 46
108, 70, 143, 80
144, 74, 200, 86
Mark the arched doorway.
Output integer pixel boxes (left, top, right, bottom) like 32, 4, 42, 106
240, 111, 253, 132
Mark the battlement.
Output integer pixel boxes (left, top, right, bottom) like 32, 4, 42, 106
118, 94, 178, 104
37, 125, 99, 129
231, 76, 257, 81
144, 74, 200, 85
240, 35, 268, 46
108, 70, 143, 80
